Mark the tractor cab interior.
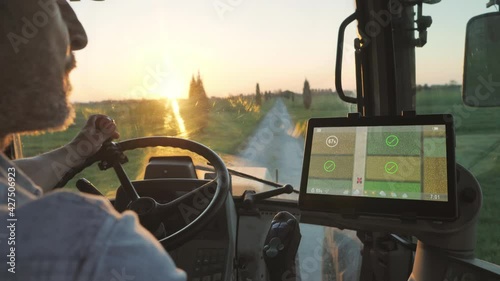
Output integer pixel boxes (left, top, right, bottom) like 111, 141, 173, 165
11, 0, 500, 280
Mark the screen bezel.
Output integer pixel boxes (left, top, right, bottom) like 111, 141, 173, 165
299, 114, 457, 221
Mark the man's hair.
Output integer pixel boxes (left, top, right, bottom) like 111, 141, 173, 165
0, 3, 7, 32
1, 4, 15, 78
0, 3, 17, 56
1, 5, 11, 76
0, 2, 11, 26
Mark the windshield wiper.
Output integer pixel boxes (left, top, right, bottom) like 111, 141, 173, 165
195, 165, 300, 194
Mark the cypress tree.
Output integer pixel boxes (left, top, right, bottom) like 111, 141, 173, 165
303, 79, 312, 109
256, 83, 262, 106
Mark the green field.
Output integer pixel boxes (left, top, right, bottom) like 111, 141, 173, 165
287, 87, 500, 264
21, 97, 274, 196
192, 96, 275, 154
417, 87, 500, 264
283, 92, 352, 136
19, 88, 500, 265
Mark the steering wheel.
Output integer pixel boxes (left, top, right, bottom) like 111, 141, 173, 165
58, 136, 231, 251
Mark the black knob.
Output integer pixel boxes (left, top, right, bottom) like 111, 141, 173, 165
76, 178, 104, 197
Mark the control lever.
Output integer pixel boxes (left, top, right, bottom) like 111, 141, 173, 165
242, 184, 294, 209
97, 141, 140, 201
76, 178, 105, 197
263, 211, 301, 281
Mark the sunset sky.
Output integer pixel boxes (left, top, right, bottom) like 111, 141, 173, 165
68, 0, 493, 102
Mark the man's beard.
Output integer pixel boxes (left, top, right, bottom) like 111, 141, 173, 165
0, 34, 81, 150
2, 52, 78, 136
27, 52, 77, 134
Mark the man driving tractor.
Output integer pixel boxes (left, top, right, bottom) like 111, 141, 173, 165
0, 0, 186, 280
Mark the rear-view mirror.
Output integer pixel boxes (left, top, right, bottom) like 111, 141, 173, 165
463, 12, 500, 107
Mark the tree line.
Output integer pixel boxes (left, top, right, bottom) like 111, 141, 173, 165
186, 73, 345, 126
253, 79, 337, 109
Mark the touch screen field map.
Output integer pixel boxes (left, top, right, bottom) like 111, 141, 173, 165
306, 125, 449, 202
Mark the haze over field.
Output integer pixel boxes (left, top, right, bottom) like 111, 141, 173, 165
69, 0, 492, 102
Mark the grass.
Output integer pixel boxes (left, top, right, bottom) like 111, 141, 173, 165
18, 88, 500, 265
21, 100, 177, 196
285, 88, 500, 264
21, 97, 274, 196
283, 93, 352, 136
188, 96, 275, 154
417, 87, 500, 264
285, 93, 352, 121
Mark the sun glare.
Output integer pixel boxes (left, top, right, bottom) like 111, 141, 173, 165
169, 98, 187, 137
160, 78, 188, 138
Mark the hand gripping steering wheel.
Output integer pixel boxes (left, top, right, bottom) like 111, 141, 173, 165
57, 137, 231, 251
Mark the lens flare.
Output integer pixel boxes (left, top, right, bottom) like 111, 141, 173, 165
168, 97, 187, 137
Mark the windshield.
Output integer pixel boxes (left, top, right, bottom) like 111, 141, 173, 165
19, 0, 499, 266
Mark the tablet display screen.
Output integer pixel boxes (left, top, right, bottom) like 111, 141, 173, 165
306, 125, 448, 201
299, 115, 457, 221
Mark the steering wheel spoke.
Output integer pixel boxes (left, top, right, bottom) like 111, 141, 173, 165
152, 178, 218, 214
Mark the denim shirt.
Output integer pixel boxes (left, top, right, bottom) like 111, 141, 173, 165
0, 153, 187, 281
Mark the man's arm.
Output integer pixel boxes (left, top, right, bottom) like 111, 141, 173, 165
92, 212, 187, 281
14, 115, 119, 193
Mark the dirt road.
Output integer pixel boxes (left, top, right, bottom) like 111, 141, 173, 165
238, 99, 325, 280
238, 99, 304, 187
238, 99, 362, 281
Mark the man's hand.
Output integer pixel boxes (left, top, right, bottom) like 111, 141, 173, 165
14, 115, 120, 192
67, 115, 120, 162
